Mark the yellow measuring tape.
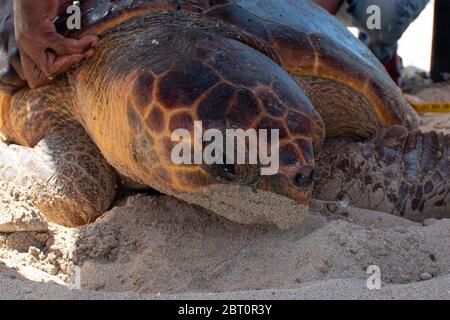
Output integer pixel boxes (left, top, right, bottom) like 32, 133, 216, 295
410, 102, 450, 113
404, 82, 450, 113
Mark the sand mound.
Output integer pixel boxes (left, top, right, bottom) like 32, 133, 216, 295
1, 194, 450, 299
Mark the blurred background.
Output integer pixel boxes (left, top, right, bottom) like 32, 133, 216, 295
398, 0, 434, 71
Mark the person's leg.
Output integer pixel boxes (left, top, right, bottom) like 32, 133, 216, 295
346, 0, 429, 84
346, 0, 430, 63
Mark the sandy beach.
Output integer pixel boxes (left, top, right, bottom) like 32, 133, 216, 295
1, 1, 450, 300
1, 170, 450, 299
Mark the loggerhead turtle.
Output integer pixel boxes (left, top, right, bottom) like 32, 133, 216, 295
0, 0, 447, 229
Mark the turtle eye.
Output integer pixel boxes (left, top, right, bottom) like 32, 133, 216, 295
205, 152, 238, 182
218, 151, 237, 180
222, 163, 236, 176
216, 163, 237, 181
294, 166, 315, 188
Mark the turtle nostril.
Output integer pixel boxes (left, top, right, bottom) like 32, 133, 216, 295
294, 167, 315, 188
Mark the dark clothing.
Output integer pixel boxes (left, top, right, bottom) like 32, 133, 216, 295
0, 0, 26, 94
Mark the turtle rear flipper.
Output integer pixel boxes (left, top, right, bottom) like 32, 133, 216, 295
315, 126, 450, 221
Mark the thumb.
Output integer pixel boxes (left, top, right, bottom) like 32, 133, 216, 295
20, 53, 52, 89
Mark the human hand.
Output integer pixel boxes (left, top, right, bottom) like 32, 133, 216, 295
13, 0, 98, 88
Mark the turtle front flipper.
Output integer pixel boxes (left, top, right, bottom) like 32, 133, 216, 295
315, 126, 450, 221
0, 126, 117, 228
0, 88, 117, 228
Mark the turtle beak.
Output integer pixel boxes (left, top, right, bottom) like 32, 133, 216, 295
257, 165, 315, 205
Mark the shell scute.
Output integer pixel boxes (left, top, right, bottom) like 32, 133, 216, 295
157, 60, 220, 109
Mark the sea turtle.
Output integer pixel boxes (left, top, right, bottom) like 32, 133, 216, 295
0, 0, 447, 230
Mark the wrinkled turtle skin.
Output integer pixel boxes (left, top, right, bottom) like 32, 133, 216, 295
1, 0, 446, 230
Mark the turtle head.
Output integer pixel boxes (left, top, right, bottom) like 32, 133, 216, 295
192, 120, 319, 207
174, 132, 320, 229
119, 45, 324, 226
